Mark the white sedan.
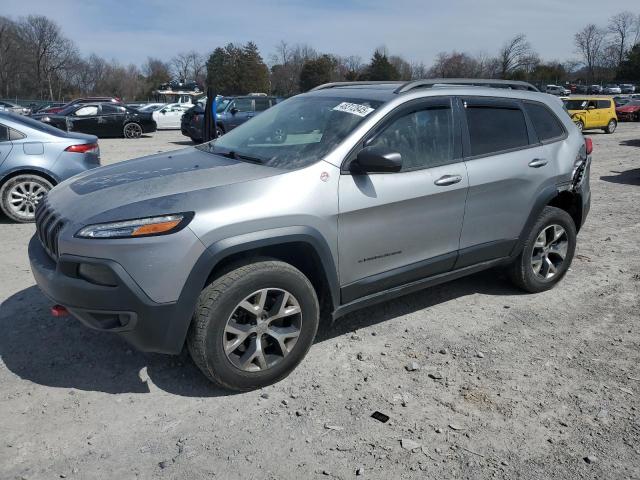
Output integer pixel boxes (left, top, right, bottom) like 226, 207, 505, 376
152, 103, 191, 130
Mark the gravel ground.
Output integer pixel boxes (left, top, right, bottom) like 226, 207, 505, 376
0, 126, 639, 480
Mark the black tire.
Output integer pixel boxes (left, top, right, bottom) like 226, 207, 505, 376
0, 174, 53, 223
187, 259, 320, 391
604, 119, 617, 134
508, 206, 577, 293
123, 122, 143, 139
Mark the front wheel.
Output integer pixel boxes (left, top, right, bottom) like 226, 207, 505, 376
604, 119, 617, 134
123, 122, 143, 139
508, 206, 577, 293
187, 260, 320, 391
0, 174, 53, 223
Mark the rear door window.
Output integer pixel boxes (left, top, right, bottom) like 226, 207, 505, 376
232, 98, 253, 112
465, 103, 529, 156
524, 102, 565, 142
254, 98, 270, 111
597, 100, 611, 109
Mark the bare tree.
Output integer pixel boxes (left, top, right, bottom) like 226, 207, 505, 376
607, 11, 639, 66
0, 17, 21, 97
575, 24, 607, 82
498, 34, 538, 78
17, 15, 77, 99
269, 42, 317, 96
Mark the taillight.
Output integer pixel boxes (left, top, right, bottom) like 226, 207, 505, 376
65, 143, 99, 154
584, 137, 593, 155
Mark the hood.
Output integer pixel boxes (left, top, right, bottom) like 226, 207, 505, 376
46, 146, 285, 224
617, 105, 640, 112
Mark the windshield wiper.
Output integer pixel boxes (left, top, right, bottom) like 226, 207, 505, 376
218, 150, 264, 165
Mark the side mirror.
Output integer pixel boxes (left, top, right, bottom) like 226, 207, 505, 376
351, 148, 402, 173
230, 107, 238, 115
587, 105, 595, 110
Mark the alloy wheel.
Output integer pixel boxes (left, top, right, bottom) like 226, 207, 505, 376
223, 288, 302, 372
7, 181, 48, 219
124, 123, 142, 139
531, 224, 568, 280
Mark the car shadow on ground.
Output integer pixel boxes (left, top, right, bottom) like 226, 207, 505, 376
620, 139, 640, 148
315, 269, 521, 342
600, 168, 640, 186
0, 270, 521, 397
169, 140, 195, 146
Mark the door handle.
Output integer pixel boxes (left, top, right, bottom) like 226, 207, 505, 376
528, 158, 548, 168
434, 174, 463, 186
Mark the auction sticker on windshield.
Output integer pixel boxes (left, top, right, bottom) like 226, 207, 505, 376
332, 102, 375, 117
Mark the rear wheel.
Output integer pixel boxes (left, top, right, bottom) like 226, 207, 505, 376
187, 259, 320, 391
508, 206, 577, 293
0, 174, 53, 223
604, 119, 617, 134
123, 122, 143, 139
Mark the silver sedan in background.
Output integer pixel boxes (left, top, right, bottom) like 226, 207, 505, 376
0, 112, 100, 222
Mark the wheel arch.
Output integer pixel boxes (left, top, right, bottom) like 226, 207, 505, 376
512, 185, 583, 257
0, 168, 59, 190
202, 228, 340, 313
166, 227, 340, 353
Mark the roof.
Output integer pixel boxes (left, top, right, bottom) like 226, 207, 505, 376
306, 79, 540, 102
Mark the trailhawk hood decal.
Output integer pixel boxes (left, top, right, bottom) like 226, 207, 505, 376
47, 147, 283, 223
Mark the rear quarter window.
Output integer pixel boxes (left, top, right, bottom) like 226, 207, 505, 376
597, 100, 611, 109
466, 106, 529, 156
524, 102, 565, 142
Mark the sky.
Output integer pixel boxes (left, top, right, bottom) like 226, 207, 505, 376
2, 0, 639, 67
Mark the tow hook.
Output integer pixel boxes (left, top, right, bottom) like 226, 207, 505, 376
51, 305, 69, 317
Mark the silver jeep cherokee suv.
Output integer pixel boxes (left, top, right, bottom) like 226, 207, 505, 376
29, 79, 591, 391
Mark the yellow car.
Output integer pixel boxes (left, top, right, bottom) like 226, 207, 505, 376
564, 97, 618, 133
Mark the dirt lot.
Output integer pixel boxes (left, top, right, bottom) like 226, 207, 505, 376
1, 126, 639, 480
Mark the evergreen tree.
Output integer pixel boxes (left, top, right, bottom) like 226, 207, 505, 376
616, 43, 640, 81
206, 42, 270, 95
361, 50, 400, 81
299, 55, 337, 91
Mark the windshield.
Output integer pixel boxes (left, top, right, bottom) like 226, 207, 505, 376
624, 100, 640, 106
564, 100, 589, 110
216, 98, 231, 113
196, 95, 383, 170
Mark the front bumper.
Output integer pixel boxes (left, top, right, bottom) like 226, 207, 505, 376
28, 235, 197, 354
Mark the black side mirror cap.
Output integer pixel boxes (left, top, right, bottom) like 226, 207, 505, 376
351, 148, 402, 173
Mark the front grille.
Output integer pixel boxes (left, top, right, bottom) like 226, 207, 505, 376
35, 199, 65, 260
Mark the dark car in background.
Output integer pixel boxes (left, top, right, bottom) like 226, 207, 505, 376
575, 85, 588, 94
0, 111, 99, 222
39, 97, 122, 115
159, 79, 201, 92
33, 103, 156, 138
587, 85, 603, 94
619, 84, 636, 94
181, 95, 278, 143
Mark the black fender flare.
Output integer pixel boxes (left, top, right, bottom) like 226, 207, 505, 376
510, 185, 561, 258
165, 226, 340, 352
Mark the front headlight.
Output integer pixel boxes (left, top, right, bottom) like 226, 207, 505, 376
75, 213, 193, 239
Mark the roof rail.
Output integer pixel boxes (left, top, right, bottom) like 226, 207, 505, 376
395, 78, 540, 93
309, 81, 402, 91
